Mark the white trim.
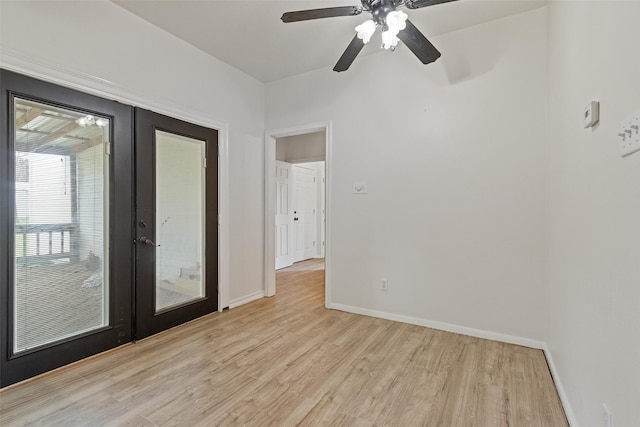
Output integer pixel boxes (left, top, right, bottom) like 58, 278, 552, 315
543, 344, 578, 427
217, 130, 230, 311
229, 290, 265, 309
289, 156, 325, 164
328, 302, 546, 350
324, 123, 332, 308
0, 49, 225, 130
0, 48, 231, 312
264, 122, 332, 304
265, 133, 277, 297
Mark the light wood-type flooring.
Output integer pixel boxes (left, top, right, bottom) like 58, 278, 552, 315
0, 259, 568, 426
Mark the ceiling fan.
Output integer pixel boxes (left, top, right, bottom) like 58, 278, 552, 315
281, 0, 458, 72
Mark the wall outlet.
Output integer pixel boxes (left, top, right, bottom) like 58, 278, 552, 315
353, 182, 368, 194
380, 278, 389, 291
602, 403, 612, 427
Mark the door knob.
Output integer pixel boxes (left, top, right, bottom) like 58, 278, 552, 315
139, 236, 156, 246
294, 217, 299, 221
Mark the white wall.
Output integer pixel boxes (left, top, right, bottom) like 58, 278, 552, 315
546, 2, 640, 426
276, 131, 326, 163
0, 0, 266, 305
275, 139, 287, 162
77, 144, 105, 263
19, 153, 71, 225
267, 8, 547, 342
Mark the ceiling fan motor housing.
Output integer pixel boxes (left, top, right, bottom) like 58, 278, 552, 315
364, 0, 403, 24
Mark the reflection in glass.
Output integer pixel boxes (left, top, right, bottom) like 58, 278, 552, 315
13, 98, 109, 353
155, 131, 206, 312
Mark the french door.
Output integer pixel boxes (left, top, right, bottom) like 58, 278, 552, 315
0, 70, 134, 387
292, 164, 317, 263
134, 108, 218, 340
0, 71, 219, 387
275, 161, 293, 270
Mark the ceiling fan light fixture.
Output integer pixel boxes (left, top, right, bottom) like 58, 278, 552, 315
281, 0, 453, 72
355, 19, 376, 44
76, 114, 108, 128
381, 10, 406, 49
381, 29, 399, 49
385, 10, 408, 33
76, 115, 94, 127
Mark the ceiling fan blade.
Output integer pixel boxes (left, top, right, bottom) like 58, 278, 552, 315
333, 34, 365, 72
397, 19, 441, 64
281, 6, 362, 23
404, 0, 458, 9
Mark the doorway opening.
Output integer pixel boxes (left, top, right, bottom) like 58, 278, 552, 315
265, 123, 331, 306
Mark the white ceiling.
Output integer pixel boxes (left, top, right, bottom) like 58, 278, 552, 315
113, 0, 547, 83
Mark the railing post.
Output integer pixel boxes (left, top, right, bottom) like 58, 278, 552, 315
15, 224, 74, 263
70, 154, 80, 263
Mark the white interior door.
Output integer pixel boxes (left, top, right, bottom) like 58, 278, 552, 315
292, 164, 317, 263
275, 161, 293, 270
292, 166, 304, 262
302, 168, 317, 260
317, 162, 325, 258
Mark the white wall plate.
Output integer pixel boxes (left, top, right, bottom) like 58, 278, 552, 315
619, 112, 640, 157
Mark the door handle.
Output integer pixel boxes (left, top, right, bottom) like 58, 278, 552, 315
139, 236, 156, 246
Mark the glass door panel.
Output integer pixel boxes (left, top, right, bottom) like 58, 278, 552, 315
13, 98, 110, 353
134, 107, 218, 340
155, 130, 206, 312
1, 69, 133, 387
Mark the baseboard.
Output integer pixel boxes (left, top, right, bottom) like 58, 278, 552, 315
229, 290, 265, 309
543, 344, 578, 427
327, 302, 545, 349
328, 303, 576, 424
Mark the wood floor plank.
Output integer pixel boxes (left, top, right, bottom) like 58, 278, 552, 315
0, 259, 568, 426
147, 372, 259, 426
296, 395, 377, 427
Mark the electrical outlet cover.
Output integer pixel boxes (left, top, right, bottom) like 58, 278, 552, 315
353, 182, 368, 194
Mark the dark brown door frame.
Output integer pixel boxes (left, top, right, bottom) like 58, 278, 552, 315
0, 69, 134, 388
134, 108, 218, 340
0, 71, 219, 387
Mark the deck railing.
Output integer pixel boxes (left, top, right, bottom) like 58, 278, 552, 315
15, 223, 76, 264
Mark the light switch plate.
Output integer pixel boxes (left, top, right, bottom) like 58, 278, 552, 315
584, 101, 599, 128
353, 182, 368, 194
